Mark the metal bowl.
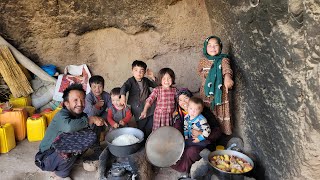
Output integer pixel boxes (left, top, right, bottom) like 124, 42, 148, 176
105, 127, 144, 157
208, 150, 254, 175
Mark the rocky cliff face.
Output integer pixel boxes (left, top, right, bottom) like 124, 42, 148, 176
205, 0, 320, 179
0, 0, 319, 179
0, 0, 212, 91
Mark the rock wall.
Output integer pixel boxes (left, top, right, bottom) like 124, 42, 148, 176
204, 0, 320, 179
0, 0, 212, 91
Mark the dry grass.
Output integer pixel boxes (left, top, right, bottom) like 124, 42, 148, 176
0, 46, 33, 97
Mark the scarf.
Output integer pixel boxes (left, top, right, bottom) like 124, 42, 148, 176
203, 36, 228, 109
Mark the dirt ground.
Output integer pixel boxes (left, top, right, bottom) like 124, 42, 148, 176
0, 139, 187, 180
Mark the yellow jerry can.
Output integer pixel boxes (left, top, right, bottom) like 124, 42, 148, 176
0, 108, 27, 141
0, 123, 16, 153
40, 108, 55, 126
9, 95, 31, 107
27, 114, 47, 142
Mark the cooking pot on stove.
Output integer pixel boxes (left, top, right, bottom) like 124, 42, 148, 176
105, 127, 144, 157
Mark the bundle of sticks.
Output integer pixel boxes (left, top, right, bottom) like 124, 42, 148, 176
0, 46, 33, 97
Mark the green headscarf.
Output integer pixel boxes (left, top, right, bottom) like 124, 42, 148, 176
203, 36, 228, 109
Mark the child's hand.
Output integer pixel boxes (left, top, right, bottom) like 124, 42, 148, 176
113, 123, 119, 129
224, 74, 234, 90
120, 95, 126, 106
192, 138, 200, 143
146, 69, 156, 81
95, 100, 104, 108
192, 129, 202, 138
139, 111, 147, 119
119, 120, 125, 126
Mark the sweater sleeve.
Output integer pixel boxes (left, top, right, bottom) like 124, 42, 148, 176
120, 78, 132, 95
197, 117, 211, 141
83, 93, 100, 117
121, 107, 132, 124
107, 108, 116, 127
222, 58, 233, 78
103, 92, 113, 109
146, 78, 157, 88
146, 87, 159, 105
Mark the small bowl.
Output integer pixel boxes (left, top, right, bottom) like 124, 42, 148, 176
83, 160, 99, 172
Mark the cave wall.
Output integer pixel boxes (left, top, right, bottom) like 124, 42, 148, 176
204, 0, 320, 179
0, 0, 212, 91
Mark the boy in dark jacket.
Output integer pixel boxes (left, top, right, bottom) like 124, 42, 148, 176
120, 60, 157, 137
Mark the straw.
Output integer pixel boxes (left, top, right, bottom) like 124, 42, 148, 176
0, 46, 33, 97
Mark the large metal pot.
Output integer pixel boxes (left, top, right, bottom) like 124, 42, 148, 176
207, 150, 254, 175
105, 127, 144, 157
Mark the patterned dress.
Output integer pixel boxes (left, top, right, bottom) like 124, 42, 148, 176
146, 86, 177, 131
197, 58, 233, 135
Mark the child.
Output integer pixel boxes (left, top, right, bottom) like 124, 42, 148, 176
83, 75, 112, 159
198, 36, 234, 135
183, 97, 211, 147
84, 75, 112, 118
120, 60, 157, 137
140, 68, 177, 131
107, 87, 132, 129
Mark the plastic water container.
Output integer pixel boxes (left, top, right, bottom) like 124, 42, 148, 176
41, 108, 55, 126
27, 114, 47, 142
9, 95, 31, 107
0, 108, 27, 141
0, 123, 16, 153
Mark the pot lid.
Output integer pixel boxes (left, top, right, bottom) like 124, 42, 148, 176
146, 126, 185, 167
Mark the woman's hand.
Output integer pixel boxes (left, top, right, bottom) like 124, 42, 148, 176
224, 74, 234, 90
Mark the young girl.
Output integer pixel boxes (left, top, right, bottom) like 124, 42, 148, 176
197, 36, 234, 135
140, 68, 177, 131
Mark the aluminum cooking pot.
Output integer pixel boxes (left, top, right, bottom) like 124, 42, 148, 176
146, 126, 185, 167
105, 127, 144, 157
207, 150, 254, 175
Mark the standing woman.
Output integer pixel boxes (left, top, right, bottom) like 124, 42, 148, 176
198, 36, 234, 135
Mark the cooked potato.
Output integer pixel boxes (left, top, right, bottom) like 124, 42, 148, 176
210, 154, 253, 173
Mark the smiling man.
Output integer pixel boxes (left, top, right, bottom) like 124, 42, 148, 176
35, 84, 104, 180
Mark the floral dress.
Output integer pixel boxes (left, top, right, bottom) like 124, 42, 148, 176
197, 58, 233, 135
